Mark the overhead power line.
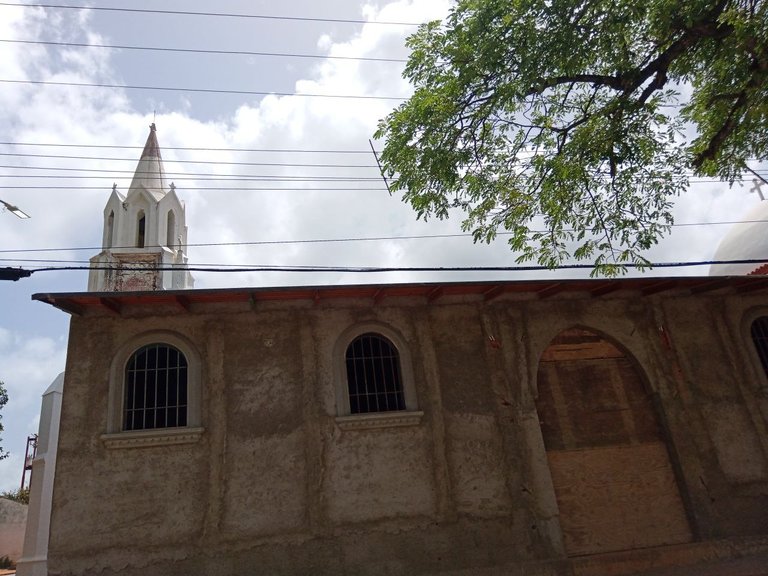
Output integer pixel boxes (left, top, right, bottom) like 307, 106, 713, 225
0, 165, 382, 180
0, 142, 375, 153
0, 39, 408, 63
0, 153, 762, 179
0, 233, 498, 254
0, 178, 759, 189
16, 258, 768, 276
0, 174, 383, 182
0, 241, 765, 268
0, 145, 762, 173
0, 185, 386, 191
0, 79, 407, 101
0, 2, 424, 25
3, 220, 768, 256
0, 152, 378, 168
2, 143, 762, 166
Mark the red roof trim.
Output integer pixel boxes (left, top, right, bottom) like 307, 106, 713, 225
32, 276, 767, 316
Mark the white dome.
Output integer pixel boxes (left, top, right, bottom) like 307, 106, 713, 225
710, 200, 768, 275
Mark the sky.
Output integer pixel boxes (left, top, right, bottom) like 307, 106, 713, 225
0, 0, 764, 492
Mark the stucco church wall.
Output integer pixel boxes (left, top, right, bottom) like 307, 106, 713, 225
218, 314, 308, 537
656, 296, 768, 538
51, 316, 212, 556
47, 290, 768, 575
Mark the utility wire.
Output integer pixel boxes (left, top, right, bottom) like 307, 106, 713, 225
0, 234, 495, 254
3, 220, 768, 256
0, 78, 408, 100
0, 166, 382, 180
3, 143, 760, 164
0, 181, 747, 189
0, 165, 380, 178
0, 166, 764, 182
0, 2, 425, 26
0, 142, 375, 153
0, 185, 387, 190
0, 245, 762, 267
0, 38, 409, 63
19, 258, 768, 275
0, 151, 762, 178
0, 181, 757, 189
0, 157, 762, 182
0, 174, 383, 182
0, 151, 378, 168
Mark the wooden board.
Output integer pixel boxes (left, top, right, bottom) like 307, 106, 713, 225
548, 442, 692, 556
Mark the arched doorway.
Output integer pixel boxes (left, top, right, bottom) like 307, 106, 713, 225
535, 328, 691, 556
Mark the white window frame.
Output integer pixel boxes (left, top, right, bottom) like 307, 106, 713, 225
102, 330, 203, 448
333, 322, 422, 430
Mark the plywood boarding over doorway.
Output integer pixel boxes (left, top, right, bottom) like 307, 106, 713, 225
536, 328, 691, 556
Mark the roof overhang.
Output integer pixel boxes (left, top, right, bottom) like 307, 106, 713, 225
32, 276, 768, 317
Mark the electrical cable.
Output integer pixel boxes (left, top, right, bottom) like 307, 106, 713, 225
0, 181, 759, 189
0, 174, 384, 182
0, 39, 408, 63
0, 2, 425, 26
0, 153, 761, 178
0, 142, 375, 153
0, 78, 408, 100
0, 166, 764, 184
2, 144, 760, 165
0, 185, 387, 190
18, 258, 768, 275
0, 165, 381, 178
2, 220, 768, 256
0, 244, 764, 268
0, 151, 379, 168
0, 233, 496, 254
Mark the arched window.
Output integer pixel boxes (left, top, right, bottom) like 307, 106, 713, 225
124, 343, 188, 431
106, 210, 114, 248
136, 211, 146, 248
345, 333, 405, 414
166, 210, 176, 249
751, 317, 768, 378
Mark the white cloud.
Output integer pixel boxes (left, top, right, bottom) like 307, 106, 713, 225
0, 330, 67, 408
0, 329, 66, 492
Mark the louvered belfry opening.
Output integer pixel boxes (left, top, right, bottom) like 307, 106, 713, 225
751, 317, 768, 378
345, 332, 405, 414
124, 343, 188, 431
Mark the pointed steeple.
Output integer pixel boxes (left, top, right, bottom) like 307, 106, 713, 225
128, 123, 166, 200
88, 123, 194, 292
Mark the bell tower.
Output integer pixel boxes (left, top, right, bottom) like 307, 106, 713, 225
88, 124, 194, 291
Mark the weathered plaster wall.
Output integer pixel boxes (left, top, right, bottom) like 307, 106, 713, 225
47, 289, 768, 575
0, 497, 28, 562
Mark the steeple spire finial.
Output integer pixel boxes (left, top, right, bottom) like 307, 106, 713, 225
128, 123, 166, 197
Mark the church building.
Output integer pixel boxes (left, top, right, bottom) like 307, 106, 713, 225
20, 126, 768, 576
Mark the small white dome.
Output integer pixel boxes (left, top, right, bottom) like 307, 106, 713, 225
710, 200, 768, 275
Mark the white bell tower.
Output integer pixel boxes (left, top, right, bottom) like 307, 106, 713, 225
88, 124, 194, 291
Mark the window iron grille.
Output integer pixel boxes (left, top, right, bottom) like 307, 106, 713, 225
345, 332, 405, 414
124, 343, 188, 431
751, 317, 768, 379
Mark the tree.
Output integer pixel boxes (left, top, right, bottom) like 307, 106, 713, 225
1, 487, 29, 504
0, 381, 8, 460
375, 0, 768, 274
